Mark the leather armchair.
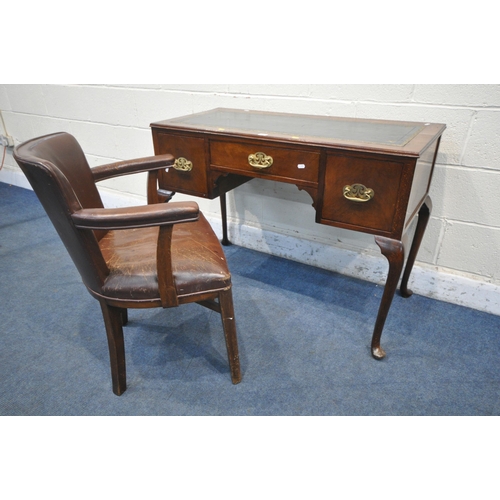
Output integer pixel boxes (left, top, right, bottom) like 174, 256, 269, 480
14, 132, 241, 395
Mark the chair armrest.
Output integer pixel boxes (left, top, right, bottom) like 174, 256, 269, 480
91, 153, 175, 182
71, 201, 199, 230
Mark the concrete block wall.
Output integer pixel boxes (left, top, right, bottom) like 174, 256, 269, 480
1, 84, 499, 315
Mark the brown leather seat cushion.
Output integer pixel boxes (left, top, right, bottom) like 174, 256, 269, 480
100, 212, 230, 301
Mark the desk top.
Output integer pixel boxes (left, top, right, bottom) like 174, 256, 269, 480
151, 108, 446, 157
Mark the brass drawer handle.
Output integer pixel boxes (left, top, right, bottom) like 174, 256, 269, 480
343, 184, 375, 202
173, 157, 193, 172
248, 152, 273, 169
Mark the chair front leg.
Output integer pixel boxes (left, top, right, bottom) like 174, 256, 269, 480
99, 300, 127, 396
218, 288, 242, 384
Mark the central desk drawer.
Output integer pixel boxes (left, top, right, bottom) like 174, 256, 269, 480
210, 141, 320, 186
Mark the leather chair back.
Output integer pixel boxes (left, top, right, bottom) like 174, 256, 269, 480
14, 133, 108, 292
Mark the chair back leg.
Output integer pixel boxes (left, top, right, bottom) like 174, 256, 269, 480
99, 301, 127, 395
121, 308, 128, 326
218, 288, 242, 384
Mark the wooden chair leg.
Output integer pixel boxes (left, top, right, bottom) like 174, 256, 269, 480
121, 308, 128, 326
218, 288, 242, 384
99, 301, 127, 395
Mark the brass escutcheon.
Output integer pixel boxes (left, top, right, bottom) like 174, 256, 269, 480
173, 157, 193, 172
343, 183, 375, 202
248, 152, 273, 169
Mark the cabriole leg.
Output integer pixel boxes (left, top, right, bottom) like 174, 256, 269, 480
372, 237, 405, 360
400, 196, 432, 298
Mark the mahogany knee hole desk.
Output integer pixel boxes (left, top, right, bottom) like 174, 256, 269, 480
150, 108, 446, 359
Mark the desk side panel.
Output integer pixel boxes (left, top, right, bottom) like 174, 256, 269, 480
404, 137, 441, 229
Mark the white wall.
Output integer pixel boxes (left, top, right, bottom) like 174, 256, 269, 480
1, 84, 499, 315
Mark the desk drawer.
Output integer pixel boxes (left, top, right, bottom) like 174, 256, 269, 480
321, 153, 404, 234
154, 132, 209, 196
210, 141, 320, 186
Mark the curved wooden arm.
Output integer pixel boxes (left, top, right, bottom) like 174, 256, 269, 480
71, 201, 199, 230
91, 153, 175, 182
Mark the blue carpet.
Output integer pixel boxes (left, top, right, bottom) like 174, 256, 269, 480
1, 182, 499, 415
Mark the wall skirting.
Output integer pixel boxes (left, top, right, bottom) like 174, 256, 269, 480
3, 167, 499, 317
0, 167, 31, 190
215, 218, 500, 317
